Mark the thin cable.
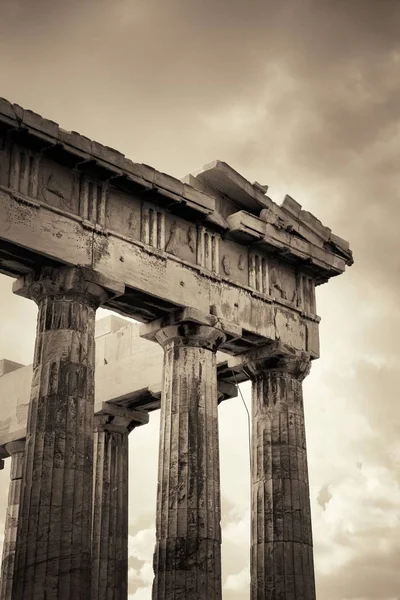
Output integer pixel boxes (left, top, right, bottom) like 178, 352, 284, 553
231, 370, 252, 475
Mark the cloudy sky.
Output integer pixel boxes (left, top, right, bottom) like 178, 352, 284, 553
0, 0, 399, 597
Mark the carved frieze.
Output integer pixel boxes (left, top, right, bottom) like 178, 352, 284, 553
217, 241, 248, 286
106, 187, 141, 241
164, 216, 196, 263
221, 255, 231, 276
39, 159, 80, 215
269, 259, 297, 304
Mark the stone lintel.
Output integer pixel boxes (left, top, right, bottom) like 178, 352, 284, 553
115, 386, 162, 413
119, 378, 237, 411
0, 189, 324, 350
118, 384, 161, 404
140, 306, 242, 344
135, 380, 237, 405
12, 266, 125, 302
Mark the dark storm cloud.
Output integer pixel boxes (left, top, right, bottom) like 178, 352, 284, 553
2, 0, 399, 135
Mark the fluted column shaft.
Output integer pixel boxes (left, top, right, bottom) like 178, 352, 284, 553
11, 266, 110, 600
248, 355, 316, 600
0, 441, 25, 600
91, 408, 148, 600
152, 322, 226, 600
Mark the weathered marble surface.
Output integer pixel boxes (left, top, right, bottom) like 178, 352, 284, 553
0, 97, 353, 361
0, 314, 236, 599
142, 311, 240, 600
233, 348, 316, 600
0, 96, 354, 600
11, 266, 121, 600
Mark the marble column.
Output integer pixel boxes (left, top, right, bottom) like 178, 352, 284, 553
11, 266, 123, 600
91, 405, 149, 600
245, 351, 316, 600
0, 441, 25, 600
144, 313, 231, 600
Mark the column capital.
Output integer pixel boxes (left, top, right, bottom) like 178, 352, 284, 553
94, 403, 149, 434
228, 342, 312, 382
12, 266, 124, 308
4, 440, 25, 456
140, 306, 241, 351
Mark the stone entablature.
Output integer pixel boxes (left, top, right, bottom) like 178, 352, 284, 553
0, 98, 352, 361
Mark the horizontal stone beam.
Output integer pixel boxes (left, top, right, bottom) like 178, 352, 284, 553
95, 402, 149, 426
12, 266, 125, 302
0, 99, 352, 270
0, 190, 320, 357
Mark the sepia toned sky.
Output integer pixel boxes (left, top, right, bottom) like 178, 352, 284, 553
0, 0, 400, 597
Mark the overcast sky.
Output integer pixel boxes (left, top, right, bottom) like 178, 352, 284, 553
0, 0, 399, 598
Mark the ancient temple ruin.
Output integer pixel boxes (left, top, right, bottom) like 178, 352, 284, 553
0, 98, 353, 599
